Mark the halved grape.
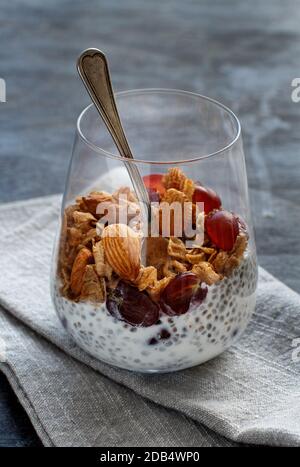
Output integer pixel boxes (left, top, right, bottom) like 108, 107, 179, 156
106, 281, 159, 327
192, 183, 222, 214
205, 209, 239, 251
147, 187, 161, 203
143, 173, 165, 196
160, 272, 207, 316
147, 328, 171, 346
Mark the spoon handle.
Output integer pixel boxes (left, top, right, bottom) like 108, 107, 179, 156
77, 48, 150, 216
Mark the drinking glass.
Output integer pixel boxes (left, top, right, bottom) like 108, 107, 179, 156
51, 89, 258, 372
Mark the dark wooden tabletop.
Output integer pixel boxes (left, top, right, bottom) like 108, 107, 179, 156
1, 0, 299, 446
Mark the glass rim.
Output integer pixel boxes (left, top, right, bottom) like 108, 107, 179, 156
76, 88, 241, 165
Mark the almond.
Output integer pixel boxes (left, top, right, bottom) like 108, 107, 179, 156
102, 224, 141, 281
70, 247, 93, 295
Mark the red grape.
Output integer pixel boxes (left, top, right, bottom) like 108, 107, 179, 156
106, 281, 159, 327
192, 183, 222, 214
191, 283, 208, 306
147, 187, 161, 203
143, 174, 165, 196
148, 328, 171, 346
205, 210, 239, 251
160, 272, 207, 316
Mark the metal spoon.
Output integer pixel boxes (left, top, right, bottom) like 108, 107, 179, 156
77, 48, 150, 222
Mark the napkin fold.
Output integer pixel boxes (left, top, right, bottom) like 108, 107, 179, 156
0, 195, 299, 447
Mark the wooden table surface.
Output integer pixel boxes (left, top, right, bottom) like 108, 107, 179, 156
1, 0, 299, 446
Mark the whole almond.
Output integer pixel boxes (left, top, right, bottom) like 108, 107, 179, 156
70, 247, 93, 295
102, 224, 141, 281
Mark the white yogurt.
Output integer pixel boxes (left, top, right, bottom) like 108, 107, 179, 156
53, 252, 257, 372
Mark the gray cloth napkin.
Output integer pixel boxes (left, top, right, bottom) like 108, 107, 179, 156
0, 195, 299, 447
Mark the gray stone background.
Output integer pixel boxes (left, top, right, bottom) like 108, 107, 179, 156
0, 0, 299, 446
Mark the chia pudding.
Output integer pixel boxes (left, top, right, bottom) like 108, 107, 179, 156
53, 252, 257, 372
52, 167, 258, 372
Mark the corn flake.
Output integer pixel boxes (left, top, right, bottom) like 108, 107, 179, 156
93, 241, 113, 280
135, 266, 157, 291
163, 167, 187, 191
168, 237, 187, 261
182, 178, 195, 201
147, 276, 173, 302
162, 188, 188, 204
185, 249, 206, 264
192, 261, 220, 285
80, 265, 106, 303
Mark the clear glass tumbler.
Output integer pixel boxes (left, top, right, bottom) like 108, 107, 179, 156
51, 89, 258, 372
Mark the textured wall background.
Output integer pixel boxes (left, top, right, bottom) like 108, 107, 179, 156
1, 0, 299, 292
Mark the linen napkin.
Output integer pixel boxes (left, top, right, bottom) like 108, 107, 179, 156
0, 195, 299, 447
